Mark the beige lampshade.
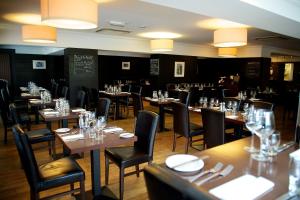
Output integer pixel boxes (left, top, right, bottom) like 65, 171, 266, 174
41, 0, 98, 29
218, 47, 237, 57
22, 25, 57, 43
150, 39, 173, 52
214, 28, 247, 47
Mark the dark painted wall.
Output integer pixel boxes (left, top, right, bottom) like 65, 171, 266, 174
13, 54, 63, 90
98, 55, 150, 89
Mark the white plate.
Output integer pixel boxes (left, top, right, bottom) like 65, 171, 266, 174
55, 128, 71, 133
119, 133, 134, 138
165, 154, 204, 173
43, 108, 53, 111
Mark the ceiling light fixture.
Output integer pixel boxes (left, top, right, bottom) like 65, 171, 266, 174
40, 0, 98, 29
213, 28, 247, 47
150, 39, 173, 52
139, 32, 181, 39
198, 18, 250, 30
3, 13, 42, 25
218, 47, 237, 57
22, 25, 57, 43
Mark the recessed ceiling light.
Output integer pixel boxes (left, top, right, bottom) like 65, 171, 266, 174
3, 13, 41, 25
139, 32, 182, 39
198, 18, 250, 30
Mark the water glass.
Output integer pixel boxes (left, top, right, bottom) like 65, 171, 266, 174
227, 101, 232, 110
96, 116, 107, 140
164, 91, 169, 98
266, 131, 281, 156
152, 91, 158, 99
289, 156, 300, 196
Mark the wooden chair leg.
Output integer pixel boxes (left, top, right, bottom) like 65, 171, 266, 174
51, 139, 56, 159
120, 167, 124, 200
48, 141, 52, 155
172, 132, 176, 151
30, 190, 39, 200
4, 126, 8, 144
105, 156, 109, 185
185, 138, 189, 154
135, 165, 140, 177
80, 180, 85, 200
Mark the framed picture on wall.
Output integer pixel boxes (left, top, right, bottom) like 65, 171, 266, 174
174, 61, 185, 77
122, 62, 130, 70
32, 60, 46, 69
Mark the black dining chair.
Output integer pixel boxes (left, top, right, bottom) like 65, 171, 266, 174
90, 88, 99, 108
60, 86, 69, 99
51, 83, 59, 99
172, 102, 205, 153
12, 125, 85, 200
132, 92, 144, 118
144, 164, 214, 200
105, 110, 159, 200
201, 108, 225, 149
76, 90, 86, 108
96, 98, 111, 120
10, 103, 56, 156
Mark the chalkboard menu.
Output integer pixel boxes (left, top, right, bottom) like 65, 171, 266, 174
245, 61, 260, 79
150, 59, 159, 75
73, 54, 96, 74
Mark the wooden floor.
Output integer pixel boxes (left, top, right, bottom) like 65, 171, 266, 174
0, 102, 296, 200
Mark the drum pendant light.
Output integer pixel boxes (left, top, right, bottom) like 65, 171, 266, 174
150, 39, 173, 52
218, 47, 237, 57
22, 25, 57, 43
41, 0, 98, 29
214, 28, 247, 47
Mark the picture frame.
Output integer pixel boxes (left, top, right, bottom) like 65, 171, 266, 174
122, 62, 130, 70
284, 63, 294, 81
150, 58, 159, 76
32, 60, 46, 69
174, 61, 185, 77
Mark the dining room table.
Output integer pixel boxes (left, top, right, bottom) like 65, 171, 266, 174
162, 136, 298, 200
144, 97, 179, 132
55, 127, 137, 199
28, 99, 56, 124
99, 91, 131, 119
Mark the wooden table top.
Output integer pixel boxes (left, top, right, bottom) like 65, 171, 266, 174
39, 110, 80, 121
99, 91, 131, 97
164, 137, 297, 199
56, 128, 137, 154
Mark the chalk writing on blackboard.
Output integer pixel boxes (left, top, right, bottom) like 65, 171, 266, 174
73, 54, 95, 74
150, 59, 159, 76
246, 61, 260, 78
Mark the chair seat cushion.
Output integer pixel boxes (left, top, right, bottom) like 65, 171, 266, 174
190, 123, 205, 137
105, 146, 150, 168
26, 128, 54, 143
38, 157, 84, 191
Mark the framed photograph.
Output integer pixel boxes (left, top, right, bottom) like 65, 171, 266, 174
174, 61, 185, 77
150, 59, 159, 76
122, 62, 130, 70
32, 60, 46, 69
284, 63, 294, 81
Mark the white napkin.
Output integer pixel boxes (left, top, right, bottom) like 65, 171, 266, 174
21, 93, 30, 96
226, 115, 238, 119
209, 174, 274, 200
194, 108, 201, 112
119, 132, 134, 138
62, 134, 84, 141
71, 108, 86, 112
44, 111, 59, 115
103, 127, 123, 133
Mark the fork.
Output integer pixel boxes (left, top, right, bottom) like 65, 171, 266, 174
191, 162, 223, 183
196, 165, 234, 186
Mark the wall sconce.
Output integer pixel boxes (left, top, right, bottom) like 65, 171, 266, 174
150, 39, 173, 52
41, 0, 98, 29
22, 25, 57, 43
214, 28, 247, 47
218, 47, 237, 57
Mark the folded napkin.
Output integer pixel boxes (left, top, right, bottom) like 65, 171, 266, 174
209, 174, 274, 200
71, 108, 86, 112
62, 134, 84, 141
21, 93, 30, 96
193, 108, 201, 112
103, 127, 123, 133
226, 115, 239, 119
30, 100, 42, 103
44, 111, 59, 115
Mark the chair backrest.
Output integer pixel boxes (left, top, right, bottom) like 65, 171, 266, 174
96, 98, 111, 120
172, 102, 190, 138
61, 86, 69, 99
189, 87, 200, 106
130, 85, 142, 95
201, 108, 225, 148
12, 125, 40, 190
9, 103, 20, 124
134, 110, 159, 160
144, 164, 214, 200
0, 88, 10, 123
252, 100, 274, 111
76, 90, 86, 108
178, 91, 190, 106
51, 83, 59, 98
90, 88, 99, 105
132, 92, 144, 117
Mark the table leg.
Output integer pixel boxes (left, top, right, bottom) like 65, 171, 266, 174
115, 97, 120, 119
91, 149, 101, 196
61, 119, 68, 128
158, 104, 165, 131
34, 107, 39, 124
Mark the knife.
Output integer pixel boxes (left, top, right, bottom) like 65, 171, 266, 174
277, 141, 295, 153
196, 165, 234, 186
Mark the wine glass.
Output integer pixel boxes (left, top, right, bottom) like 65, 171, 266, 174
244, 109, 259, 153
243, 103, 249, 115
96, 116, 107, 140
252, 110, 276, 161
267, 131, 281, 156
227, 101, 232, 111
199, 97, 204, 107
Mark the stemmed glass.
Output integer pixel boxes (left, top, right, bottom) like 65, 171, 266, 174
199, 97, 204, 107
227, 101, 232, 111
96, 116, 107, 140
244, 108, 259, 153
252, 110, 276, 161
267, 131, 281, 156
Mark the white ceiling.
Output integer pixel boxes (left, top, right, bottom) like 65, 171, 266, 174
0, 0, 300, 55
